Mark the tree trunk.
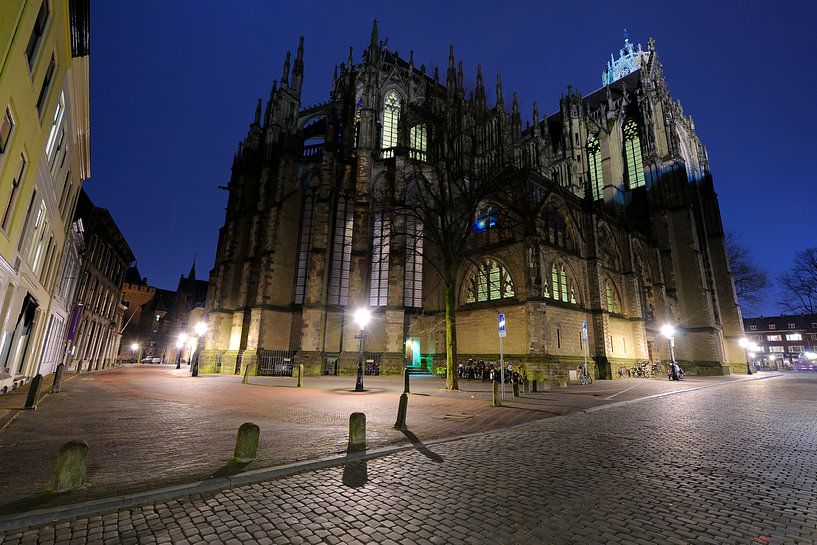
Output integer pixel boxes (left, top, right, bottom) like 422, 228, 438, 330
444, 282, 459, 391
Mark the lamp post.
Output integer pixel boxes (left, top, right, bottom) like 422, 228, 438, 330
660, 324, 676, 366
176, 333, 187, 369
738, 337, 754, 375
191, 322, 208, 377
130, 342, 141, 364
353, 308, 371, 392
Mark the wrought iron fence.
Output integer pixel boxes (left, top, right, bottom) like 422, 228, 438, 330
323, 354, 338, 376
364, 352, 381, 376
257, 350, 296, 376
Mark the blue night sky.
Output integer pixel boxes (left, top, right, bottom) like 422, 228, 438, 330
90, 0, 816, 315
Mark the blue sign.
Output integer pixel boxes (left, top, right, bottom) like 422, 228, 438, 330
498, 313, 506, 338
581, 320, 588, 343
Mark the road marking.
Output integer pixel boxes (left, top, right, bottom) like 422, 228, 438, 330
604, 382, 642, 400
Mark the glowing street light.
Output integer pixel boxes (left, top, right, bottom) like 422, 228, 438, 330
175, 333, 188, 369
191, 322, 208, 377
660, 324, 677, 365
130, 342, 141, 363
353, 308, 371, 392
738, 337, 754, 375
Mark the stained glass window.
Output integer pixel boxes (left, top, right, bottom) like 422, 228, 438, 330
623, 120, 646, 189
465, 259, 515, 304
587, 133, 603, 200
369, 213, 390, 307
605, 280, 619, 313
328, 196, 354, 305
409, 123, 427, 161
294, 196, 315, 304
381, 91, 400, 158
404, 218, 423, 307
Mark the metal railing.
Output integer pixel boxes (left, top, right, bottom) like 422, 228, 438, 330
257, 350, 296, 376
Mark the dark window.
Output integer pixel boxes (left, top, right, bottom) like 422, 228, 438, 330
1, 154, 26, 231
25, 1, 50, 69
36, 55, 56, 117
0, 108, 13, 153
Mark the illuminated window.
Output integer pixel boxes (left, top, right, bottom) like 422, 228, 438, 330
465, 259, 515, 304
789, 346, 803, 353
587, 132, 603, 200
767, 335, 781, 341
605, 281, 618, 313
548, 264, 575, 304
381, 91, 400, 158
0, 108, 13, 154
25, 1, 50, 69
409, 124, 427, 161
27, 201, 49, 275
788, 323, 796, 329
353, 98, 362, 147
474, 205, 497, 232
45, 92, 65, 160
328, 196, 353, 305
786, 333, 802, 341
369, 213, 390, 307
36, 54, 56, 117
749, 325, 757, 331
294, 196, 315, 304
769, 346, 784, 353
623, 120, 645, 189
404, 218, 423, 308
768, 324, 776, 330
1, 154, 26, 232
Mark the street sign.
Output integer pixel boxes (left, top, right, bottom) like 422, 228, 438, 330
581, 320, 588, 343
498, 313, 507, 338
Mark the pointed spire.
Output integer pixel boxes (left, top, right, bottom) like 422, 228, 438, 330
446, 46, 457, 101
532, 101, 540, 136
511, 92, 521, 139
370, 19, 379, 49
347, 46, 354, 67
495, 73, 504, 110
457, 62, 464, 95
254, 98, 262, 125
189, 255, 197, 281
475, 65, 486, 110
281, 51, 291, 86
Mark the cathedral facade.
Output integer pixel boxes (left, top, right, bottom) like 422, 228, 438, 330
203, 23, 746, 381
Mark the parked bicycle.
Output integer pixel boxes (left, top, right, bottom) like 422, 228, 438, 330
577, 365, 593, 385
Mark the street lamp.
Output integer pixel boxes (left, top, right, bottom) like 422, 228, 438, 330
130, 342, 141, 364
191, 322, 208, 377
353, 308, 371, 392
176, 333, 187, 369
660, 324, 677, 365
738, 337, 754, 375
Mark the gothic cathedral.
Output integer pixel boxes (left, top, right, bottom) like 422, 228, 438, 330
203, 23, 746, 380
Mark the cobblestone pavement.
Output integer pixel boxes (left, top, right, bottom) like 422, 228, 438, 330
0, 365, 768, 512
0, 364, 768, 512
3, 372, 815, 544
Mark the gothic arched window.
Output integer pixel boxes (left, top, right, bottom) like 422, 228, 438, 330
623, 120, 646, 189
465, 259, 515, 304
369, 213, 390, 307
587, 132, 603, 200
605, 279, 619, 313
545, 207, 574, 252
294, 194, 315, 304
381, 91, 400, 158
549, 263, 577, 304
409, 123, 427, 161
474, 204, 498, 232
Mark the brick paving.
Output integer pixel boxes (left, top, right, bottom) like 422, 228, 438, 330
0, 365, 768, 512
2, 372, 816, 543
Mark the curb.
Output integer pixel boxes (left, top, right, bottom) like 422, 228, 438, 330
0, 373, 82, 435
0, 372, 783, 532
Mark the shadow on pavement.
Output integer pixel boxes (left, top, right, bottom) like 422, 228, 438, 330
209, 460, 252, 479
342, 454, 368, 488
401, 428, 443, 463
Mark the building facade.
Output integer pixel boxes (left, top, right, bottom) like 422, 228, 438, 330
66, 190, 134, 372
204, 25, 745, 380
743, 314, 817, 368
0, 0, 90, 390
119, 263, 208, 363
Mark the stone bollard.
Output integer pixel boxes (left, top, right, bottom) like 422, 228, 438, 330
54, 440, 89, 492
403, 367, 411, 395
51, 364, 65, 394
523, 379, 530, 395
232, 422, 260, 463
297, 364, 304, 388
531, 379, 538, 393
512, 381, 520, 398
24, 374, 44, 409
241, 358, 254, 384
491, 380, 501, 407
394, 393, 408, 430
348, 412, 366, 453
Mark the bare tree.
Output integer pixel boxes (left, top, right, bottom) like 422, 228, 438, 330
725, 230, 769, 312
779, 247, 817, 315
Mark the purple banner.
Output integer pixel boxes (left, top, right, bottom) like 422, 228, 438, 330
67, 304, 84, 342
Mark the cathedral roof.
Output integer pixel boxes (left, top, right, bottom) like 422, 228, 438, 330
602, 34, 649, 86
